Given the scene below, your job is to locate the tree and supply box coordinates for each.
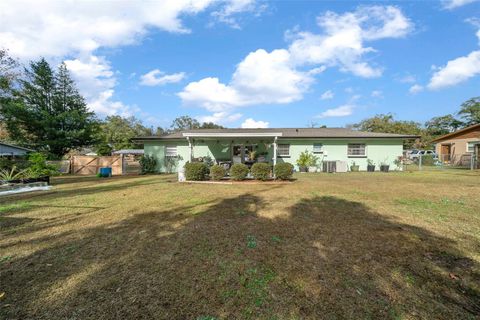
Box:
[170,115,224,131]
[458,97,480,126]
[199,122,224,129]
[0,49,20,142]
[425,115,463,137]
[0,49,19,99]
[353,113,424,148]
[353,113,423,135]
[0,59,98,158]
[153,126,166,136]
[96,115,150,150]
[170,115,200,132]
[306,121,326,128]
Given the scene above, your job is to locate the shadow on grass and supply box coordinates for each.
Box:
[0,175,174,204]
[1,194,479,319]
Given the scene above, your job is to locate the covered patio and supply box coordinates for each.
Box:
[183,131,283,169]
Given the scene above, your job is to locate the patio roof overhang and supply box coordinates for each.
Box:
[182,132,283,138]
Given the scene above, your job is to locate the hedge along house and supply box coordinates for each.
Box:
[133,128,417,173]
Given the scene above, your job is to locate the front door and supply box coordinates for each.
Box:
[441,144,451,163]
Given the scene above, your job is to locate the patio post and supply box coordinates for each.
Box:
[187,137,193,161]
[273,136,278,166]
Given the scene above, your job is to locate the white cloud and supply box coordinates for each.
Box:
[409,84,424,94]
[179,49,314,111]
[288,6,412,78]
[0,0,220,60]
[180,5,412,114]
[398,74,416,83]
[442,0,479,9]
[320,90,334,100]
[241,118,269,128]
[0,0,259,116]
[466,18,480,44]
[427,51,480,90]
[197,112,242,124]
[211,0,265,29]
[65,55,133,116]
[140,69,186,86]
[178,77,244,111]
[371,90,383,98]
[316,105,354,118]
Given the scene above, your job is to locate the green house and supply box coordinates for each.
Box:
[134,128,417,172]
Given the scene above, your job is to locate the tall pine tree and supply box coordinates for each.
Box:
[1,58,98,158]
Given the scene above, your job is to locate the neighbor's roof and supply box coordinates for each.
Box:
[0,141,35,152]
[133,128,419,140]
[431,123,480,143]
[112,149,144,155]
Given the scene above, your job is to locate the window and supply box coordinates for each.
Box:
[165,145,177,157]
[313,143,324,154]
[467,141,480,153]
[347,143,366,157]
[277,144,290,157]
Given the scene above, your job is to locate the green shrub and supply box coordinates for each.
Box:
[230,163,249,181]
[164,156,181,174]
[185,162,209,181]
[250,163,271,181]
[274,162,294,180]
[26,153,58,178]
[296,150,318,168]
[421,155,435,166]
[139,155,157,174]
[210,164,226,180]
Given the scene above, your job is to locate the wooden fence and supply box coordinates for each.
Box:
[71,155,123,175]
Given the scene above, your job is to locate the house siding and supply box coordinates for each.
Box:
[277,139,403,171]
[144,138,404,173]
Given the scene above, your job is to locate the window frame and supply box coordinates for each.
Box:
[347,143,367,158]
[277,144,290,157]
[467,141,480,153]
[165,145,178,157]
[313,143,324,154]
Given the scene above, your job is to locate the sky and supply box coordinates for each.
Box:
[1,0,480,129]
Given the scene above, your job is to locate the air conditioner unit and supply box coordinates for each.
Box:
[336,161,348,173]
[322,161,348,173]
[322,161,336,173]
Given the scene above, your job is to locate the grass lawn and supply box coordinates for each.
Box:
[1,171,479,319]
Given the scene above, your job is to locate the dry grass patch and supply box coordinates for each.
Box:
[0,171,479,319]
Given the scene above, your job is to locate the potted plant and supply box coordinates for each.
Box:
[248,150,257,162]
[350,161,360,172]
[380,159,390,172]
[367,159,375,172]
[296,150,311,172]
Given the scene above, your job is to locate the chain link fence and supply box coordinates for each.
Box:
[402,153,479,171]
